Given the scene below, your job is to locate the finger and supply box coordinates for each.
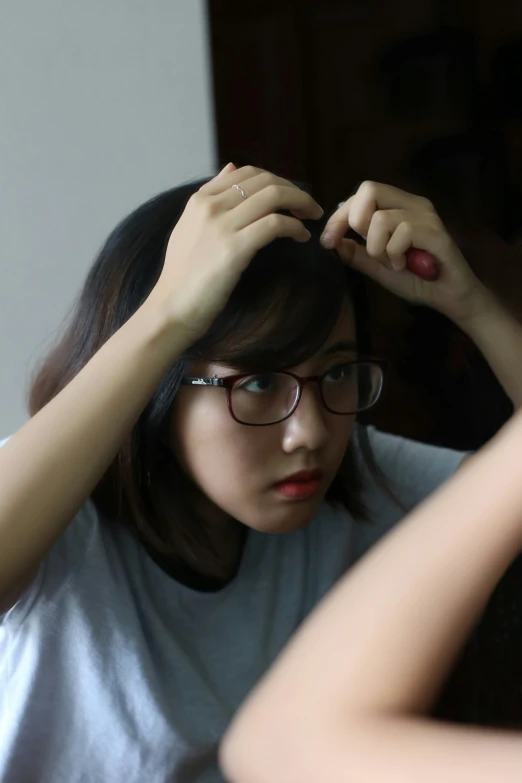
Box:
[386,221,414,271]
[336,238,397,285]
[200,164,265,196]
[322,181,432,249]
[227,183,324,231]
[365,211,393,264]
[350,182,431,239]
[366,210,411,271]
[203,161,237,190]
[218,171,307,216]
[238,213,311,254]
[320,196,354,249]
[215,161,237,178]
[204,168,320,221]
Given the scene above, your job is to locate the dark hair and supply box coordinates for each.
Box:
[28,176,386,580]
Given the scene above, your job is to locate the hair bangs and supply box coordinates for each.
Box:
[189,236,349,372]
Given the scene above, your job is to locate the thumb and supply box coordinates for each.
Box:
[335,238,358,265]
[336,238,393,284]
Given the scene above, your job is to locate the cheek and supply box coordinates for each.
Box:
[322,417,356,482]
[329,415,356,455]
[171,390,276,492]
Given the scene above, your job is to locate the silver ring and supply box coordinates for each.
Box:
[232,183,248,200]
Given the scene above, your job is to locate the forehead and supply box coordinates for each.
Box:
[190,297,357,377]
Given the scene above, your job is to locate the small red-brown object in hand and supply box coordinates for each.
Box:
[405,248,440,282]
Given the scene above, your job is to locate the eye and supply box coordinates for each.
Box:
[236,373,277,393]
[323,362,355,383]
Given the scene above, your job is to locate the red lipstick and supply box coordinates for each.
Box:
[274,469,324,500]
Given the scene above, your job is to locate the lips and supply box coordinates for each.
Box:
[273,469,324,500]
[276,469,324,484]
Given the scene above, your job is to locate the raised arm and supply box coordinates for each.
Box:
[319,180,522,410]
[456,284,522,410]
[0,164,322,613]
[221,409,522,783]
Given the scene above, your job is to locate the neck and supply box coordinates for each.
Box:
[175,480,248,584]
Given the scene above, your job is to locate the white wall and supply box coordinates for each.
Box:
[0,0,216,435]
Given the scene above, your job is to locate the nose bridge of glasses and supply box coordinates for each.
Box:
[293,374,325,414]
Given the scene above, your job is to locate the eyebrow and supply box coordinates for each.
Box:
[321,339,358,356]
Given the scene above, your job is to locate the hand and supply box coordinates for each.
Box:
[149,163,323,340]
[320,181,485,326]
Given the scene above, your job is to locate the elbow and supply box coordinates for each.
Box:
[219,706,346,783]
[219,704,383,783]
[219,705,296,783]
[218,724,241,782]
[218,730,242,783]
[218,715,267,783]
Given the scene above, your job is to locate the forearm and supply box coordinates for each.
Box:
[223,715,522,783]
[0,297,188,608]
[456,283,522,410]
[288,718,522,783]
[222,411,522,782]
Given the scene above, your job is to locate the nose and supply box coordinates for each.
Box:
[281,382,329,453]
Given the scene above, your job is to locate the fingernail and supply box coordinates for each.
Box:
[390,257,405,272]
[218,162,234,175]
[320,231,335,248]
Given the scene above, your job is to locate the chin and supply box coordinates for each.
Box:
[248,498,323,534]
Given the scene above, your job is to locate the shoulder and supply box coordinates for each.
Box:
[363,426,469,498]
[0,492,102,627]
[350,426,469,562]
[1,434,111,623]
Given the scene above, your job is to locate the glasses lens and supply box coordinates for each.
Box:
[321,362,383,414]
[231,373,299,425]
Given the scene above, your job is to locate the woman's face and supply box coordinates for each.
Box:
[169,302,357,534]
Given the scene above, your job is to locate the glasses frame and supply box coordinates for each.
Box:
[181,358,388,427]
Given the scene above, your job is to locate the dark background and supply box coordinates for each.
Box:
[209,0,522,451]
[208,0,522,730]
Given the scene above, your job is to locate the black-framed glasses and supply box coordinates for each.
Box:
[181,359,387,426]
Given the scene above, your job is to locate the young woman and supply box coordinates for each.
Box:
[1,163,521,782]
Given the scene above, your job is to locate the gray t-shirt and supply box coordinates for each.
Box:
[0,428,466,782]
